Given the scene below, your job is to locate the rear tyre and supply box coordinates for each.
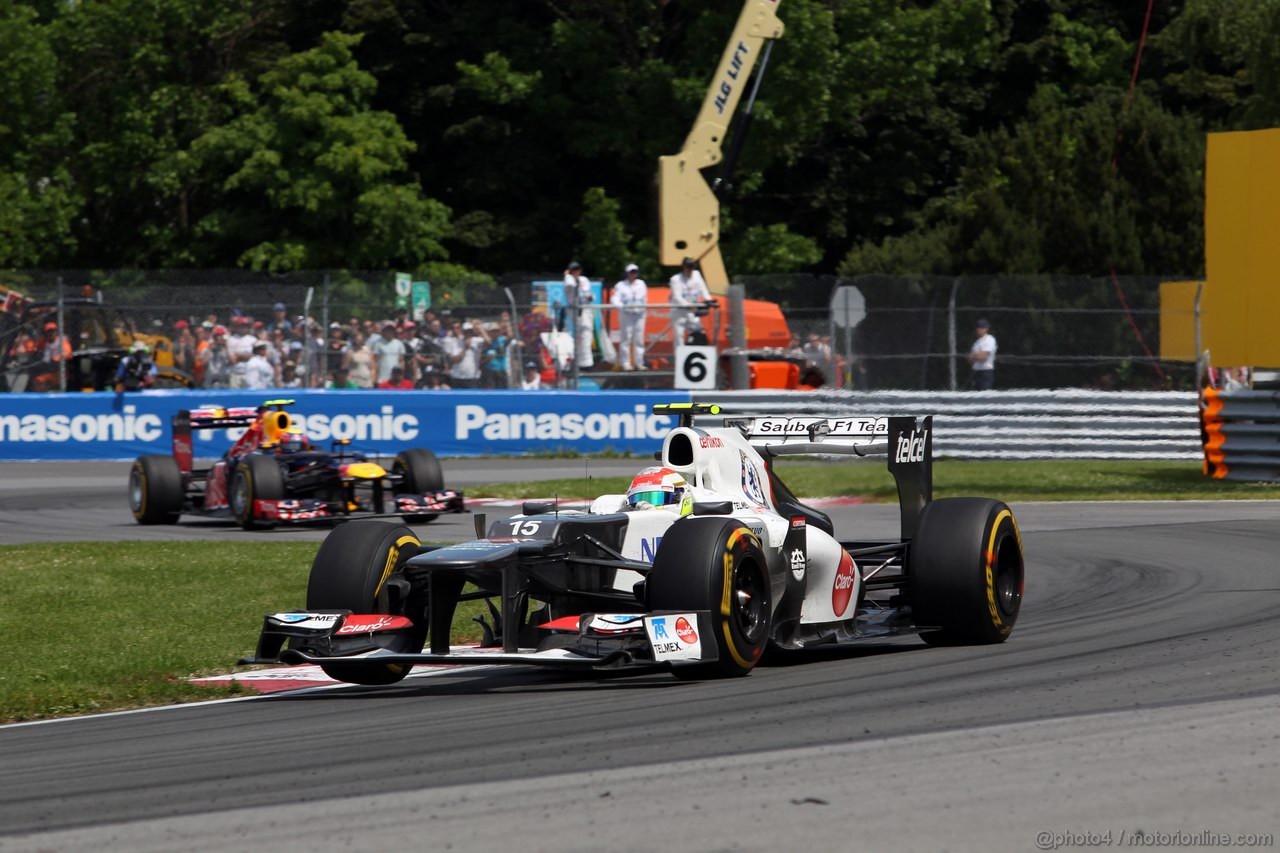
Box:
[307,521,424,684]
[909,498,1024,645]
[129,455,183,525]
[230,455,285,530]
[647,517,771,678]
[393,448,444,523]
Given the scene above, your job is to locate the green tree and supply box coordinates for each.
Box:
[188,31,451,272]
[842,90,1204,277]
[0,4,78,266]
[47,0,291,266]
[575,187,634,281]
[1153,0,1280,128]
[724,224,822,275]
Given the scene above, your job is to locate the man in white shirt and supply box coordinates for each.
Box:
[244,343,276,389]
[565,261,595,369]
[442,320,483,388]
[226,316,257,388]
[370,322,406,383]
[611,263,648,370]
[967,318,997,390]
[668,257,711,344]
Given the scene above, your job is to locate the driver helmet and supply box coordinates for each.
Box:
[279,427,307,454]
[130,340,150,356]
[626,466,691,514]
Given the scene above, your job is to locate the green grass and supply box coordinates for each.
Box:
[466,459,1280,503]
[5,460,1276,722]
[0,541,487,722]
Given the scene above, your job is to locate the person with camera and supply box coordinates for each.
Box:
[481,319,512,388]
[114,340,158,392]
[198,325,232,388]
[171,320,195,375]
[244,342,276,390]
[565,261,595,369]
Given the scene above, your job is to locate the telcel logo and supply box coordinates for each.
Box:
[895,429,927,464]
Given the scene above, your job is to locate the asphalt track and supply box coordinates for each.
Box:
[0,459,642,544]
[1,462,1279,850]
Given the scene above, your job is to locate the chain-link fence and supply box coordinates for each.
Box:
[744,273,1196,392]
[0,270,1198,392]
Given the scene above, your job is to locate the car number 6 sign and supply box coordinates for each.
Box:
[675,345,717,390]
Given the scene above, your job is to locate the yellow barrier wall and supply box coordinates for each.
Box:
[1204,129,1280,366]
[1158,280,1201,362]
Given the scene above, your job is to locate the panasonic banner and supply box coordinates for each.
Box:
[0,390,689,461]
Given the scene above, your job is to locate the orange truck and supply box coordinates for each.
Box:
[601,285,821,390]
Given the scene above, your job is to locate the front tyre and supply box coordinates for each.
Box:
[392,448,445,523]
[129,455,183,525]
[306,521,424,685]
[647,517,771,678]
[230,455,285,530]
[908,498,1024,645]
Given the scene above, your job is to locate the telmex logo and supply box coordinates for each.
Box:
[457,404,673,441]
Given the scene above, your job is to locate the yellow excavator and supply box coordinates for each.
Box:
[658,0,785,295]
[0,283,189,392]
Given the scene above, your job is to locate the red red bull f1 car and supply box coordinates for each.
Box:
[242,402,1024,683]
[129,399,464,530]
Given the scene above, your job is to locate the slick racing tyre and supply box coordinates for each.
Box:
[129,455,183,525]
[648,517,771,678]
[306,521,424,685]
[230,455,285,530]
[908,498,1024,645]
[392,448,444,523]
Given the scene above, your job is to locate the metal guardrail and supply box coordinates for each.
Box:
[1201,388,1280,481]
[693,389,1201,460]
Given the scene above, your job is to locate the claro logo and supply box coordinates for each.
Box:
[457,404,673,441]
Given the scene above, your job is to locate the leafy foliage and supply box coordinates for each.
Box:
[576,187,635,282]
[188,32,451,272]
[0,5,79,266]
[0,0,1273,278]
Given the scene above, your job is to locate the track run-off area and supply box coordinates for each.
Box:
[0,460,1278,851]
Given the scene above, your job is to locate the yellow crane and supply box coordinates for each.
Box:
[657,0,785,295]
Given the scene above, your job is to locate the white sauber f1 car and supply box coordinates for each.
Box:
[242,403,1025,684]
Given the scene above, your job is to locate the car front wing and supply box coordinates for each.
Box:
[252,490,466,523]
[240,609,718,672]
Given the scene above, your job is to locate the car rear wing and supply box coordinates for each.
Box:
[653,402,934,540]
[171,406,262,475]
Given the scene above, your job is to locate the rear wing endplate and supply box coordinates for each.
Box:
[653,403,934,540]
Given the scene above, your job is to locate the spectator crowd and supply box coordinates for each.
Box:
[170,303,548,391]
